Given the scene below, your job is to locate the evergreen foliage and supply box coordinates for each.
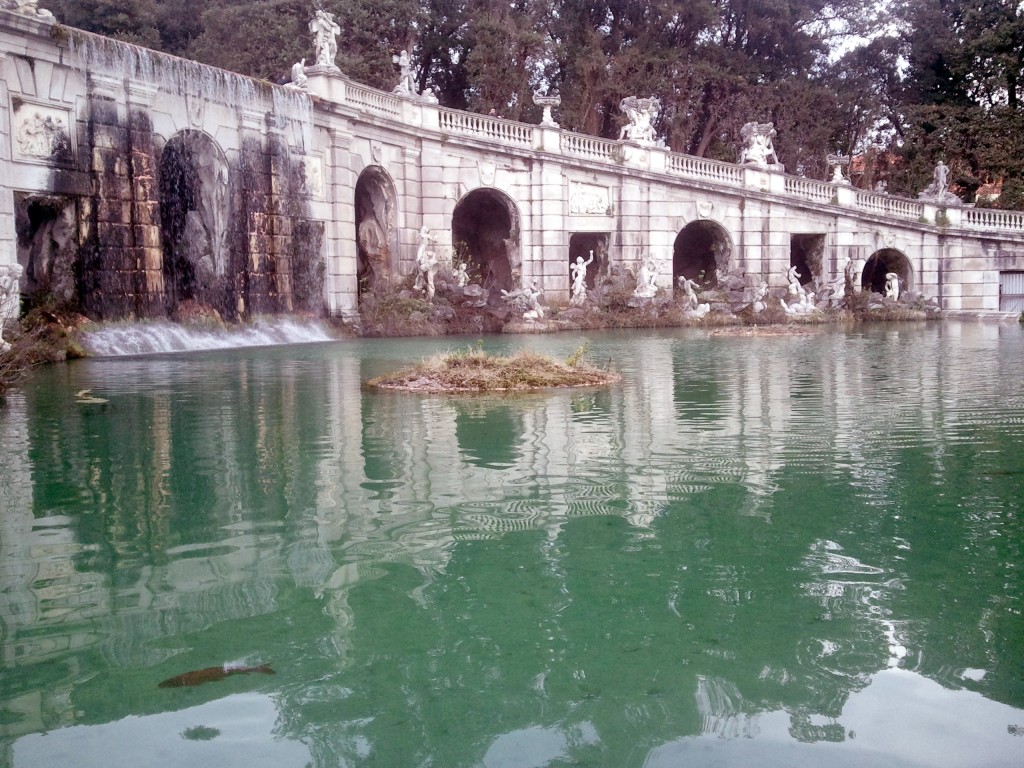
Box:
[46,0,1024,208]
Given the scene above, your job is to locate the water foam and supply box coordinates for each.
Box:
[79,319,337,357]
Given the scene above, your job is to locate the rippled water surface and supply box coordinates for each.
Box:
[2,322,1023,767]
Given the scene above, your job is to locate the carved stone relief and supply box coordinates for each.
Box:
[12,101,71,163]
[569,182,611,215]
[300,155,324,198]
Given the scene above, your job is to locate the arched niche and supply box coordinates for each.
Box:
[355,166,398,295]
[673,220,732,289]
[862,248,913,295]
[159,130,230,313]
[452,188,520,302]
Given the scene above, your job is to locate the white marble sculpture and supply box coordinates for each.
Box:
[751,281,769,313]
[918,160,962,205]
[740,122,780,168]
[15,110,67,158]
[678,275,700,310]
[454,262,469,288]
[885,272,900,301]
[392,50,416,97]
[630,254,660,299]
[0,263,23,352]
[827,153,851,184]
[570,252,594,305]
[786,265,804,297]
[780,291,819,315]
[309,9,341,70]
[533,92,561,128]
[844,256,858,294]
[5,1,54,20]
[288,59,308,90]
[618,97,660,145]
[522,280,545,321]
[414,226,439,300]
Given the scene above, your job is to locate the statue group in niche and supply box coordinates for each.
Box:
[309,9,341,69]
[740,122,780,168]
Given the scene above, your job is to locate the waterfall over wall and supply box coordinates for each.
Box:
[18,28,324,324]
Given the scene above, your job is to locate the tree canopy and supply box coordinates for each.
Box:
[47,0,1024,207]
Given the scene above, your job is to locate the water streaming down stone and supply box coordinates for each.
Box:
[33,30,325,331]
[78,318,336,357]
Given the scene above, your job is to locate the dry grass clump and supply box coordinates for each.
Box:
[368,345,620,393]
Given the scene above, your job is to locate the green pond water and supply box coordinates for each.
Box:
[1,322,1023,767]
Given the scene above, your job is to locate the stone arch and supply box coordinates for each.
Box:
[673,220,732,289]
[355,165,398,295]
[159,130,230,313]
[452,188,521,302]
[862,248,913,295]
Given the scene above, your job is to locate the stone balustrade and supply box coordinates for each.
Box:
[438,108,535,147]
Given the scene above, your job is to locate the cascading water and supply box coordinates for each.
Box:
[78,319,337,357]
[57,29,326,348]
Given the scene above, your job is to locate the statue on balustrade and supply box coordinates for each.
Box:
[287,59,308,90]
[827,153,851,184]
[392,50,417,97]
[740,122,781,169]
[918,160,962,205]
[618,97,662,146]
[309,9,341,70]
[4,1,54,19]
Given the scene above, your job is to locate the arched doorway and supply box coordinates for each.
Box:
[159,130,230,314]
[673,220,731,289]
[862,248,912,295]
[452,188,520,302]
[354,166,397,296]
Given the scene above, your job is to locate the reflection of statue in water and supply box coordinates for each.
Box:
[570,251,594,305]
[309,9,341,69]
[884,272,900,301]
[0,263,24,352]
[414,226,439,300]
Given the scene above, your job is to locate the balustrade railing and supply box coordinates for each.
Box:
[438,109,534,146]
[345,83,402,118]
[854,191,924,220]
[784,176,834,204]
[560,133,621,162]
[667,154,743,185]
[963,207,1024,231]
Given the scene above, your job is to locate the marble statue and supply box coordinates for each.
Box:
[827,153,851,184]
[885,272,900,301]
[751,281,769,313]
[414,226,439,300]
[533,92,561,128]
[844,256,857,294]
[740,122,780,168]
[678,275,700,310]
[618,97,660,145]
[522,280,545,321]
[0,263,23,352]
[780,291,819,315]
[5,1,54,20]
[288,59,308,90]
[454,262,469,288]
[392,50,416,97]
[918,160,962,205]
[570,252,594,305]
[309,9,341,70]
[632,253,661,299]
[786,265,804,297]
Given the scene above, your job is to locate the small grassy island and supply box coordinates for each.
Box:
[368,346,620,393]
